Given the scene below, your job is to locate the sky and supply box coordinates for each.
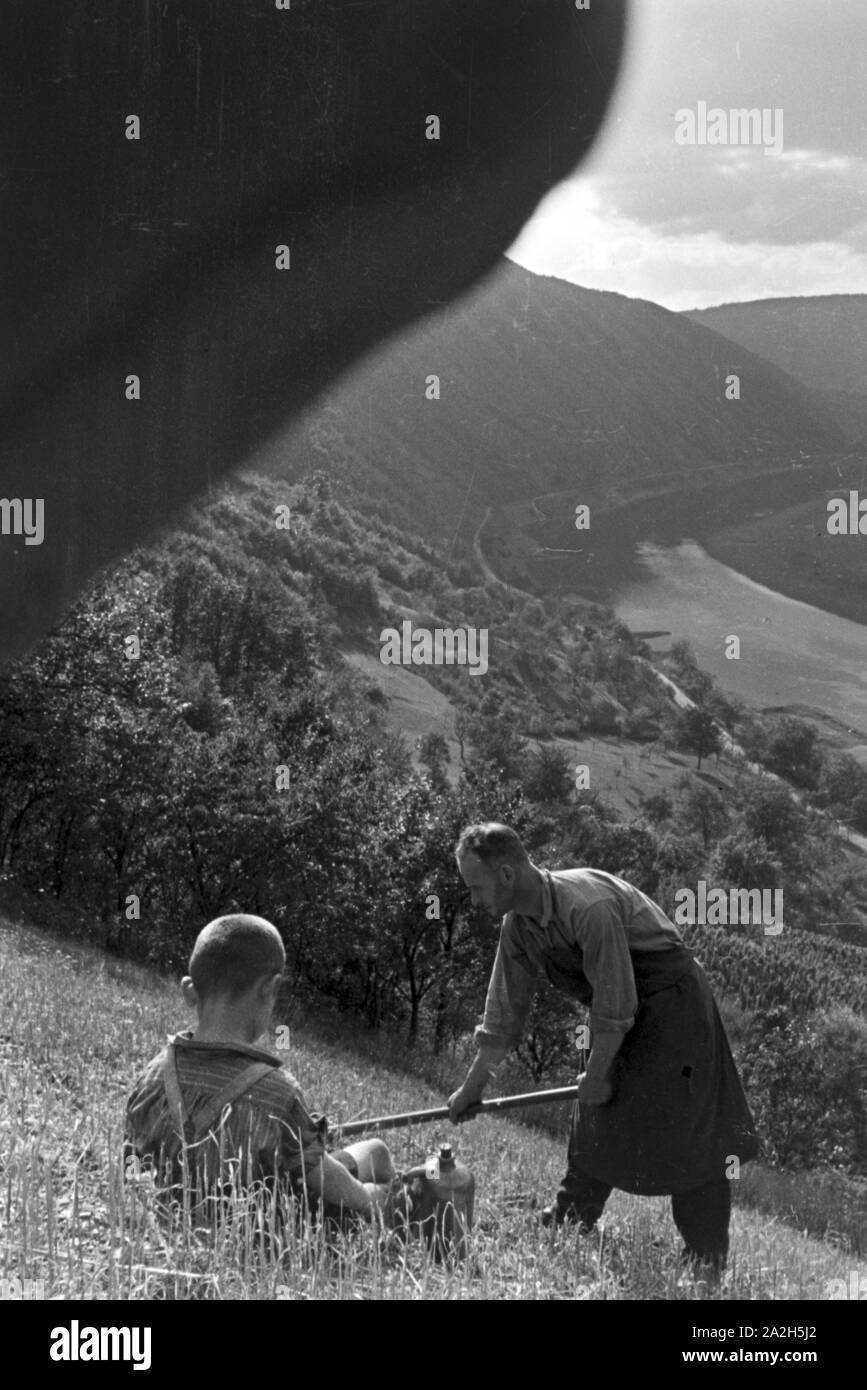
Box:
[508,0,867,310]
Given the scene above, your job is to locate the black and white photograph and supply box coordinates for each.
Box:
[0,0,865,1340]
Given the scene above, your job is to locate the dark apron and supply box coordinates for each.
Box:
[540,941,759,1195]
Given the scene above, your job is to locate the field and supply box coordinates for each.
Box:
[704,494,867,631]
[1,906,865,1302]
[342,645,730,812]
[615,540,867,747]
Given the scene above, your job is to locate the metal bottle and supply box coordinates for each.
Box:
[402,1142,475,1261]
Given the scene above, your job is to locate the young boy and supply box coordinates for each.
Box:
[124,913,396,1229]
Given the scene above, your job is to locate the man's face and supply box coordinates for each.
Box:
[458,850,515,919]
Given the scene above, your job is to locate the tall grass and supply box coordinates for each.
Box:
[1,909,864,1300]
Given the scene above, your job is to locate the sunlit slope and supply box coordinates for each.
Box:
[1,901,864,1300]
[262,263,846,549]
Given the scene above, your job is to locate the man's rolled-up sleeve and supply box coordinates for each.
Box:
[575,900,638,1035]
[474,915,539,1050]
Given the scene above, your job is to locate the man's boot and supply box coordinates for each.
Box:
[540,1194,599,1234]
[676,1247,725,1293]
[542,1165,610,1232]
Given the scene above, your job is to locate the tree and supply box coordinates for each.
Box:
[709,832,781,895]
[418,733,451,791]
[667,640,714,704]
[675,706,721,771]
[514,980,586,1084]
[740,1006,867,1171]
[707,691,744,736]
[814,753,867,829]
[676,780,729,850]
[524,743,574,805]
[177,661,225,736]
[640,791,673,825]
[742,784,806,859]
[461,695,528,784]
[764,717,823,790]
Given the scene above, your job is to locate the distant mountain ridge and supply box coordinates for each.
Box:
[686,294,867,397]
[262,263,848,551]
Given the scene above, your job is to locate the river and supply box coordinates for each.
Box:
[615,541,867,748]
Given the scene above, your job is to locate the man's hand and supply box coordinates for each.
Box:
[577,1071,614,1106]
[447,1086,483,1125]
[448,1044,505,1123]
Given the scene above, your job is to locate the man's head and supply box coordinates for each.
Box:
[181,914,286,1033]
[455,823,532,918]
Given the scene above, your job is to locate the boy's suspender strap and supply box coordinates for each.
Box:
[190,1062,277,1142]
[163,1042,194,1145]
[162,1043,279,1146]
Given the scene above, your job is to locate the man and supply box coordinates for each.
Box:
[448,823,759,1277]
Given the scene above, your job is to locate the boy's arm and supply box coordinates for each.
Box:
[279,1094,384,1214]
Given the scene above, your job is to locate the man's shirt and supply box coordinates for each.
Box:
[125,1030,326,1198]
[476,868,685,1049]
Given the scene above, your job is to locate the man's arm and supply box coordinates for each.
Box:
[579,1033,625,1104]
[574,900,638,1104]
[448,918,538,1122]
[448,1042,508,1122]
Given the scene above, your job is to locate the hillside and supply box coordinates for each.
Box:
[687,295,867,396]
[686,296,867,455]
[1,464,866,1306]
[6,466,867,947]
[1,903,864,1301]
[1,466,866,1277]
[258,263,848,558]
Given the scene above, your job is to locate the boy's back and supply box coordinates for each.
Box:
[125,914,392,1228]
[125,1029,326,1214]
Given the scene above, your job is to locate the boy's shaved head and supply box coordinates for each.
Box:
[188,914,285,1001]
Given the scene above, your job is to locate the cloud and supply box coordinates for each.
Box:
[507,178,867,310]
[508,0,867,306]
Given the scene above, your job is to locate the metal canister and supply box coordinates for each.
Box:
[402,1142,475,1261]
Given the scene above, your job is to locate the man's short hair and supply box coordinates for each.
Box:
[188,914,285,1001]
[455,823,529,869]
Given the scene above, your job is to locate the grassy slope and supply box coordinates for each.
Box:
[342,650,462,774]
[338,643,783,819]
[340,652,716,813]
[1,907,864,1302]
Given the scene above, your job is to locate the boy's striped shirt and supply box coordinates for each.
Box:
[124,1030,326,1206]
